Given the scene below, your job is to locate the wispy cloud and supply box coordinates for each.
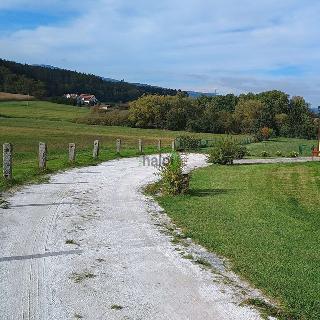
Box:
[0,0,319,105]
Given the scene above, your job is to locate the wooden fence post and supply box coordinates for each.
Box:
[116,139,121,154]
[138,139,143,153]
[69,143,76,163]
[172,139,176,151]
[3,143,12,180]
[93,140,100,159]
[39,142,47,170]
[157,139,161,152]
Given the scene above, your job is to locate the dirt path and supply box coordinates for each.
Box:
[0,154,271,320]
[235,156,318,165]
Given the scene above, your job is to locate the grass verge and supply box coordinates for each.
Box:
[155,162,320,319]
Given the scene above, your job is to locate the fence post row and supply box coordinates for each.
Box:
[3,138,179,179]
[93,140,100,159]
[116,139,121,154]
[3,143,13,180]
[69,143,76,162]
[39,142,47,170]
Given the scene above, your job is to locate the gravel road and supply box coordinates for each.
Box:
[0,154,275,320]
[234,156,318,164]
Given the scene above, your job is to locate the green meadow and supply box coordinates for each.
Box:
[0,101,317,192]
[247,138,317,158]
[0,101,226,191]
[157,162,320,319]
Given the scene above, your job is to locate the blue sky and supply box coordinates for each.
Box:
[0,0,319,106]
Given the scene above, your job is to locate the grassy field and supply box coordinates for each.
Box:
[247,138,318,158]
[156,162,320,319]
[0,101,230,192]
[0,100,89,121]
[0,92,35,101]
[1,100,317,193]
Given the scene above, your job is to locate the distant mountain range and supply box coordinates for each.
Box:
[187,90,218,98]
[310,107,320,115]
[102,78,218,98]
[33,65,218,98]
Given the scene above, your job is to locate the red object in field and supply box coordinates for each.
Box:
[312,148,319,157]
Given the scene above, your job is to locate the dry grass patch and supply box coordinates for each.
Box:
[0,92,34,101]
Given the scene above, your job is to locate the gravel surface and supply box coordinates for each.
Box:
[235,156,319,164]
[0,154,275,320]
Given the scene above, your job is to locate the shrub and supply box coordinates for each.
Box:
[276,150,283,157]
[289,151,299,158]
[47,96,78,106]
[261,151,270,157]
[235,145,248,159]
[254,127,274,142]
[245,149,251,157]
[176,135,201,151]
[75,110,130,126]
[158,152,189,195]
[208,138,247,165]
[260,127,273,140]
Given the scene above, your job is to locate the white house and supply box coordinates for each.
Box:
[79,94,98,105]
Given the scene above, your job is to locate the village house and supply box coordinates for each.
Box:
[64,93,99,105]
[64,93,78,99]
[78,94,98,105]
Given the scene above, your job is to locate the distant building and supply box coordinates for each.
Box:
[100,104,111,111]
[64,93,99,106]
[78,94,98,105]
[64,93,78,99]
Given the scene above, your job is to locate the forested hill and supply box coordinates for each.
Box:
[0,59,178,102]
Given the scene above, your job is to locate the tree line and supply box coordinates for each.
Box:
[0,59,178,102]
[128,91,317,139]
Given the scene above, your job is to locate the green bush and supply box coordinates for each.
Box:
[158,152,189,195]
[176,135,201,151]
[235,145,248,159]
[260,127,274,141]
[47,96,78,106]
[276,150,283,157]
[75,109,130,126]
[288,151,299,158]
[208,138,247,165]
[260,151,270,157]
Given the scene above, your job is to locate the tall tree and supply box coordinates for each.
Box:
[234,99,265,133]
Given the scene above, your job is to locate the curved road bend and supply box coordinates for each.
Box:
[0,154,273,320]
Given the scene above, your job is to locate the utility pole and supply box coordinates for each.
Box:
[318,106,320,154]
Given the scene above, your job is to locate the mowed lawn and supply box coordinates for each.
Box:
[0,101,226,191]
[247,138,318,158]
[157,162,320,319]
[0,100,89,121]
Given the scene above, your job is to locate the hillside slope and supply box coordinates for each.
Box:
[0,59,178,102]
[0,92,34,101]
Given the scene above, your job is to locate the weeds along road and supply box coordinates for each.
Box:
[0,154,265,320]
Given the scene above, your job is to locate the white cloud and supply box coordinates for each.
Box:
[0,0,319,105]
[0,0,93,10]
